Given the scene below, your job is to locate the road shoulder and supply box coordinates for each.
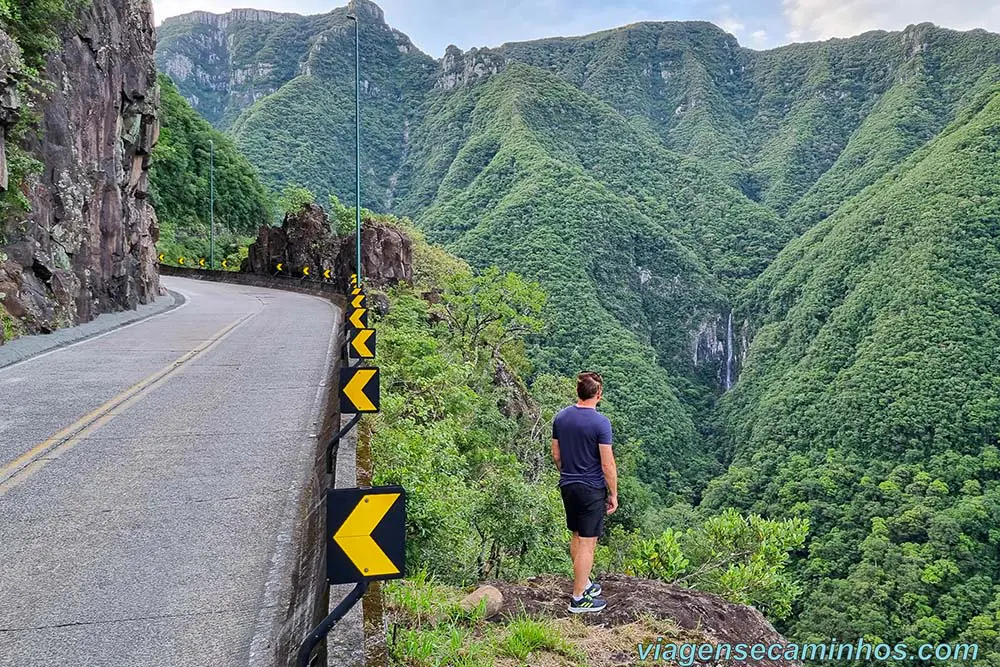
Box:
[0,290,185,370]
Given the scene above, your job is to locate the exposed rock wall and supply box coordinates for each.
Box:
[243,202,413,290]
[0,0,160,337]
[436,45,508,90]
[691,310,744,389]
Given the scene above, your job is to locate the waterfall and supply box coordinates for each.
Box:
[724,310,734,390]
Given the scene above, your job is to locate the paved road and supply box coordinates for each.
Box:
[0,277,339,667]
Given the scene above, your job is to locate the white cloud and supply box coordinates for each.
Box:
[749,29,768,46]
[783,0,1000,41]
[716,3,746,34]
[719,17,746,33]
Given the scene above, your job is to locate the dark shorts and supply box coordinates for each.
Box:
[560,483,607,538]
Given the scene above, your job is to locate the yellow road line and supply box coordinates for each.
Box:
[0,312,257,496]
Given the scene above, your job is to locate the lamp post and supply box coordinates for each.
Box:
[347,12,361,284]
[209,138,215,270]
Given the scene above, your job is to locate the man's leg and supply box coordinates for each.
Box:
[570,532,579,563]
[572,536,598,599]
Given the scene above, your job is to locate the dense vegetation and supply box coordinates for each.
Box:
[157,4,1000,659]
[150,75,273,267]
[402,63,791,503]
[368,217,809,621]
[704,85,1000,663]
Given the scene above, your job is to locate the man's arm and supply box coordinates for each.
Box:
[551,438,561,472]
[599,444,618,514]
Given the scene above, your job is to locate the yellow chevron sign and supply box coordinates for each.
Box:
[350,293,365,309]
[349,328,376,359]
[340,366,379,413]
[323,269,332,280]
[178,257,185,265]
[199,258,206,267]
[348,307,368,329]
[276,263,284,272]
[221,259,229,269]
[158,253,165,262]
[327,486,405,584]
[351,287,362,296]
[350,273,358,287]
[303,266,311,277]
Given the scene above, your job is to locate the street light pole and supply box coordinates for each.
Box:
[209,138,215,270]
[347,12,361,285]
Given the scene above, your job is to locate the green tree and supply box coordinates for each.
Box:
[277,184,315,217]
[438,266,546,368]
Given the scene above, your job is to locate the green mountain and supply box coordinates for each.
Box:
[157,2,1000,653]
[407,63,790,498]
[150,74,273,264]
[157,1,436,210]
[157,9,1000,226]
[704,83,1000,655]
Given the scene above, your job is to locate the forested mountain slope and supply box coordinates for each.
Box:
[159,7,1000,232]
[150,75,273,264]
[157,0,436,209]
[707,83,1000,656]
[411,63,788,498]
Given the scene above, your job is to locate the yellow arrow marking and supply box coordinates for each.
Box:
[343,367,377,412]
[276,263,284,272]
[158,253,165,262]
[199,258,206,267]
[351,294,365,309]
[351,329,374,357]
[334,493,400,576]
[351,287,362,296]
[303,266,311,277]
[178,257,185,265]
[323,269,332,279]
[222,259,228,269]
[348,308,367,329]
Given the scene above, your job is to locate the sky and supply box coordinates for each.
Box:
[151,0,1000,56]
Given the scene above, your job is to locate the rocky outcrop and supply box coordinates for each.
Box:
[0,0,160,339]
[691,310,743,389]
[243,202,412,290]
[459,585,503,619]
[159,8,298,30]
[341,219,413,287]
[492,574,802,666]
[436,45,508,90]
[0,31,21,193]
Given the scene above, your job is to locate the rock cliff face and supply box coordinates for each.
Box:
[436,45,508,90]
[0,0,159,338]
[243,202,412,290]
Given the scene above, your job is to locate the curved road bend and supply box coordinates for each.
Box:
[0,276,339,667]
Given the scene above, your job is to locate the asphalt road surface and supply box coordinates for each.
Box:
[0,277,339,666]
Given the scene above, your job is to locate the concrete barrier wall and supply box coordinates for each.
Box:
[159,266,347,309]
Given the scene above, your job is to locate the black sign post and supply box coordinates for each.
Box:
[295,487,406,667]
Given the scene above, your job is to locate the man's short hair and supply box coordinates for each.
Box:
[577,371,603,400]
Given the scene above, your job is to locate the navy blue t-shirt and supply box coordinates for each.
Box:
[552,405,613,488]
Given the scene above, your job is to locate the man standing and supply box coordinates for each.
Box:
[551,371,618,613]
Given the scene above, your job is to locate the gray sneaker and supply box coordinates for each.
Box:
[568,594,606,614]
[585,581,602,597]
